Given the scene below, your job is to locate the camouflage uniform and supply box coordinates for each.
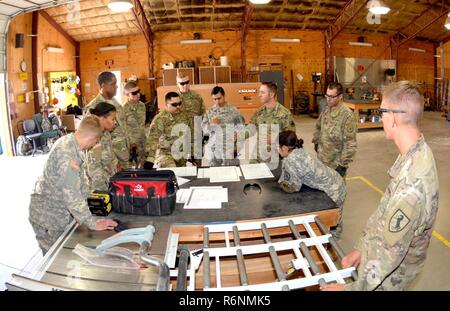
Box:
[29,133,97,254]
[85,94,130,169]
[249,102,296,164]
[86,131,115,192]
[179,91,206,119]
[145,109,193,168]
[278,148,346,207]
[346,134,439,291]
[312,103,357,171]
[123,100,146,167]
[202,103,244,166]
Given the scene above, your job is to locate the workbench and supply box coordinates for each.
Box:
[344,100,382,129]
[6,166,340,291]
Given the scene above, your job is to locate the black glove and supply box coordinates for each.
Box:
[335,165,347,177]
[314,143,318,152]
[143,161,154,170]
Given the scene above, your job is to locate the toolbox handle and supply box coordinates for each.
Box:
[124,185,155,208]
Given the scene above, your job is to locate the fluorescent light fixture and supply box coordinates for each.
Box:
[107,0,133,12]
[249,0,271,4]
[99,45,128,52]
[348,41,373,47]
[445,13,450,30]
[179,39,212,44]
[434,55,441,58]
[369,0,391,15]
[270,38,300,43]
[46,47,64,53]
[408,47,426,53]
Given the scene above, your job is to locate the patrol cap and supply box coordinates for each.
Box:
[176,75,189,84]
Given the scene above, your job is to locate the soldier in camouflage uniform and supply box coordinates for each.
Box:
[85,102,117,192]
[29,116,117,255]
[202,86,244,166]
[312,82,357,177]
[248,82,296,166]
[144,92,193,169]
[177,74,206,119]
[322,81,439,291]
[84,71,130,170]
[278,130,346,207]
[123,81,146,168]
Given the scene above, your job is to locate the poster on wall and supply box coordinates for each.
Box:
[47,71,80,110]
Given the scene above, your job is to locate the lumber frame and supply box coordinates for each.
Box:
[131,0,155,99]
[240,3,254,82]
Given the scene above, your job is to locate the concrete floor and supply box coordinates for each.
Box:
[0,111,448,290]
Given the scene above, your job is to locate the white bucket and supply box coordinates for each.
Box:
[220,56,228,66]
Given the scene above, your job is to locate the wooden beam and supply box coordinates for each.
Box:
[38,10,77,47]
[131,0,155,99]
[32,11,39,113]
[390,1,450,48]
[240,3,254,82]
[273,0,289,29]
[324,0,369,47]
[441,34,450,44]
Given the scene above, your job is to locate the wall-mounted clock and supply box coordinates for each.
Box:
[20,60,27,72]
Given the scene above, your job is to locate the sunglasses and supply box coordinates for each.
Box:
[170,101,182,107]
[179,81,189,86]
[377,108,407,116]
[130,89,140,96]
[325,93,342,99]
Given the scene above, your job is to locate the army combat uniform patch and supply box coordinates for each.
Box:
[389,209,411,233]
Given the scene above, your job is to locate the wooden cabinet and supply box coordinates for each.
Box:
[163,68,195,86]
[198,66,231,84]
[344,101,383,129]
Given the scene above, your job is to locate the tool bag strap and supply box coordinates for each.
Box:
[124,185,155,208]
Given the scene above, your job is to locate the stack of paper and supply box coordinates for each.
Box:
[177,186,228,209]
[209,166,241,183]
[240,163,274,180]
[157,166,197,177]
[197,166,242,182]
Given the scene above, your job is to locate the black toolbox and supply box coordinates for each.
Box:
[109,169,178,216]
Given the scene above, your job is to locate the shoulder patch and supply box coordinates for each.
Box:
[388,209,411,233]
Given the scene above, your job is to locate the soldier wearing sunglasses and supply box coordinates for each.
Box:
[176,75,206,119]
[322,81,439,291]
[123,81,146,168]
[144,92,193,169]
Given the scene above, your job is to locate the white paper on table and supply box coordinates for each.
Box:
[209,166,240,183]
[176,177,190,186]
[240,163,274,179]
[197,168,209,179]
[176,189,192,203]
[157,166,197,177]
[183,187,228,209]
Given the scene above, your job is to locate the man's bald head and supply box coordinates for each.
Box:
[382,81,424,127]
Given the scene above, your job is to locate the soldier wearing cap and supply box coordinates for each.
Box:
[29,115,117,255]
[248,81,296,166]
[202,86,244,166]
[144,92,193,169]
[312,82,357,177]
[84,71,130,170]
[322,81,439,291]
[123,81,146,168]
